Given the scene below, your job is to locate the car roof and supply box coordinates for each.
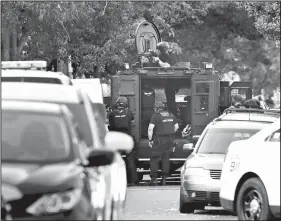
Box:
[209,109,279,130]
[220,108,280,123]
[2,100,64,115]
[248,118,280,141]
[2,82,81,104]
[221,112,279,123]
[2,70,69,79]
[209,120,272,130]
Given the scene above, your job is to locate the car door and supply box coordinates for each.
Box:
[68,112,108,218]
[80,91,115,219]
[263,128,280,206]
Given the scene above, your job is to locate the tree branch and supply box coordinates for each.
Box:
[101,1,108,16]
[52,11,70,42]
[17,25,31,56]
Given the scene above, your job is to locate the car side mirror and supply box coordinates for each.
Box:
[105,131,134,154]
[183,143,194,152]
[192,135,200,144]
[86,149,115,167]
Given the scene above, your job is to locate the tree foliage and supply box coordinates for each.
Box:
[1,1,279,94]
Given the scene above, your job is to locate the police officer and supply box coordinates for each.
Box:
[153,42,180,67]
[108,96,138,186]
[243,98,263,109]
[147,102,179,186]
[141,83,155,137]
[229,94,245,108]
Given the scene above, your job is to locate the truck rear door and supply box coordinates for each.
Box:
[229,81,252,102]
[191,74,219,136]
[111,75,140,141]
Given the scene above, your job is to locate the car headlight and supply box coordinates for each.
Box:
[26,188,82,216]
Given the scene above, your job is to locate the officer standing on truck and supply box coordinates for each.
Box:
[108,96,138,186]
[147,102,179,186]
[153,42,180,67]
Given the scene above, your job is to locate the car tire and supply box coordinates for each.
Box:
[236,177,273,220]
[179,190,195,213]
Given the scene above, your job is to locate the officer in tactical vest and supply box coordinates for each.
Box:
[108,96,138,186]
[229,94,245,109]
[153,42,180,67]
[147,102,179,186]
[141,83,156,137]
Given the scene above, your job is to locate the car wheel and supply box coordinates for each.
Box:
[236,177,273,220]
[179,189,195,213]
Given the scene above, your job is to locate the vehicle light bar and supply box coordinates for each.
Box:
[124,63,130,70]
[224,108,280,114]
[1,61,47,70]
[202,62,213,69]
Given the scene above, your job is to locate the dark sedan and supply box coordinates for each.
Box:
[2,100,132,220]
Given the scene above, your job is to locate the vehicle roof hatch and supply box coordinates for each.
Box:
[135,20,161,54]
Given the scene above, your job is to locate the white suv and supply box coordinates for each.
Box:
[220,119,280,220]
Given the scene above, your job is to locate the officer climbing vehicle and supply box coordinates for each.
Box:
[110,20,252,180]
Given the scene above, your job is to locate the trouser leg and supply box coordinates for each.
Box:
[141,108,154,137]
[161,151,170,176]
[125,151,138,183]
[150,156,161,180]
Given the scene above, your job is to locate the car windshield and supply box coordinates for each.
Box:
[197,128,260,154]
[65,103,93,147]
[1,77,62,84]
[2,111,71,162]
[91,102,107,140]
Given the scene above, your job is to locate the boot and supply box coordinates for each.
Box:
[149,178,158,186]
[161,175,167,186]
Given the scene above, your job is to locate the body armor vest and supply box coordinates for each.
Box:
[112,108,129,129]
[142,88,155,108]
[156,111,175,136]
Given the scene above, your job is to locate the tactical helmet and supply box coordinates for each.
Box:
[156,42,169,52]
[116,96,128,104]
[232,94,243,103]
[116,96,128,107]
[244,99,262,109]
[154,101,165,109]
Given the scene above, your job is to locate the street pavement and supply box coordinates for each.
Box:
[124,175,237,220]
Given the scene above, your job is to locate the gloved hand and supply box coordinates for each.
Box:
[182,124,191,138]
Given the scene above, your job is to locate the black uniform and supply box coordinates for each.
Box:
[165,82,179,117]
[158,51,180,66]
[141,86,155,137]
[149,109,177,182]
[108,105,138,185]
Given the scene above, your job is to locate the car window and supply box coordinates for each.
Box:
[64,103,93,148]
[197,128,260,154]
[69,118,89,163]
[91,102,107,140]
[2,77,62,84]
[2,111,71,162]
[267,129,280,142]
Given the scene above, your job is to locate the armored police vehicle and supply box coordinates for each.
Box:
[111,20,252,179]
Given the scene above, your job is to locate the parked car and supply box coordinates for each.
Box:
[2,82,132,220]
[220,119,280,220]
[2,100,132,220]
[1,61,73,85]
[179,108,280,214]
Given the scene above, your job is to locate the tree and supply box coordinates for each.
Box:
[237,2,280,48]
